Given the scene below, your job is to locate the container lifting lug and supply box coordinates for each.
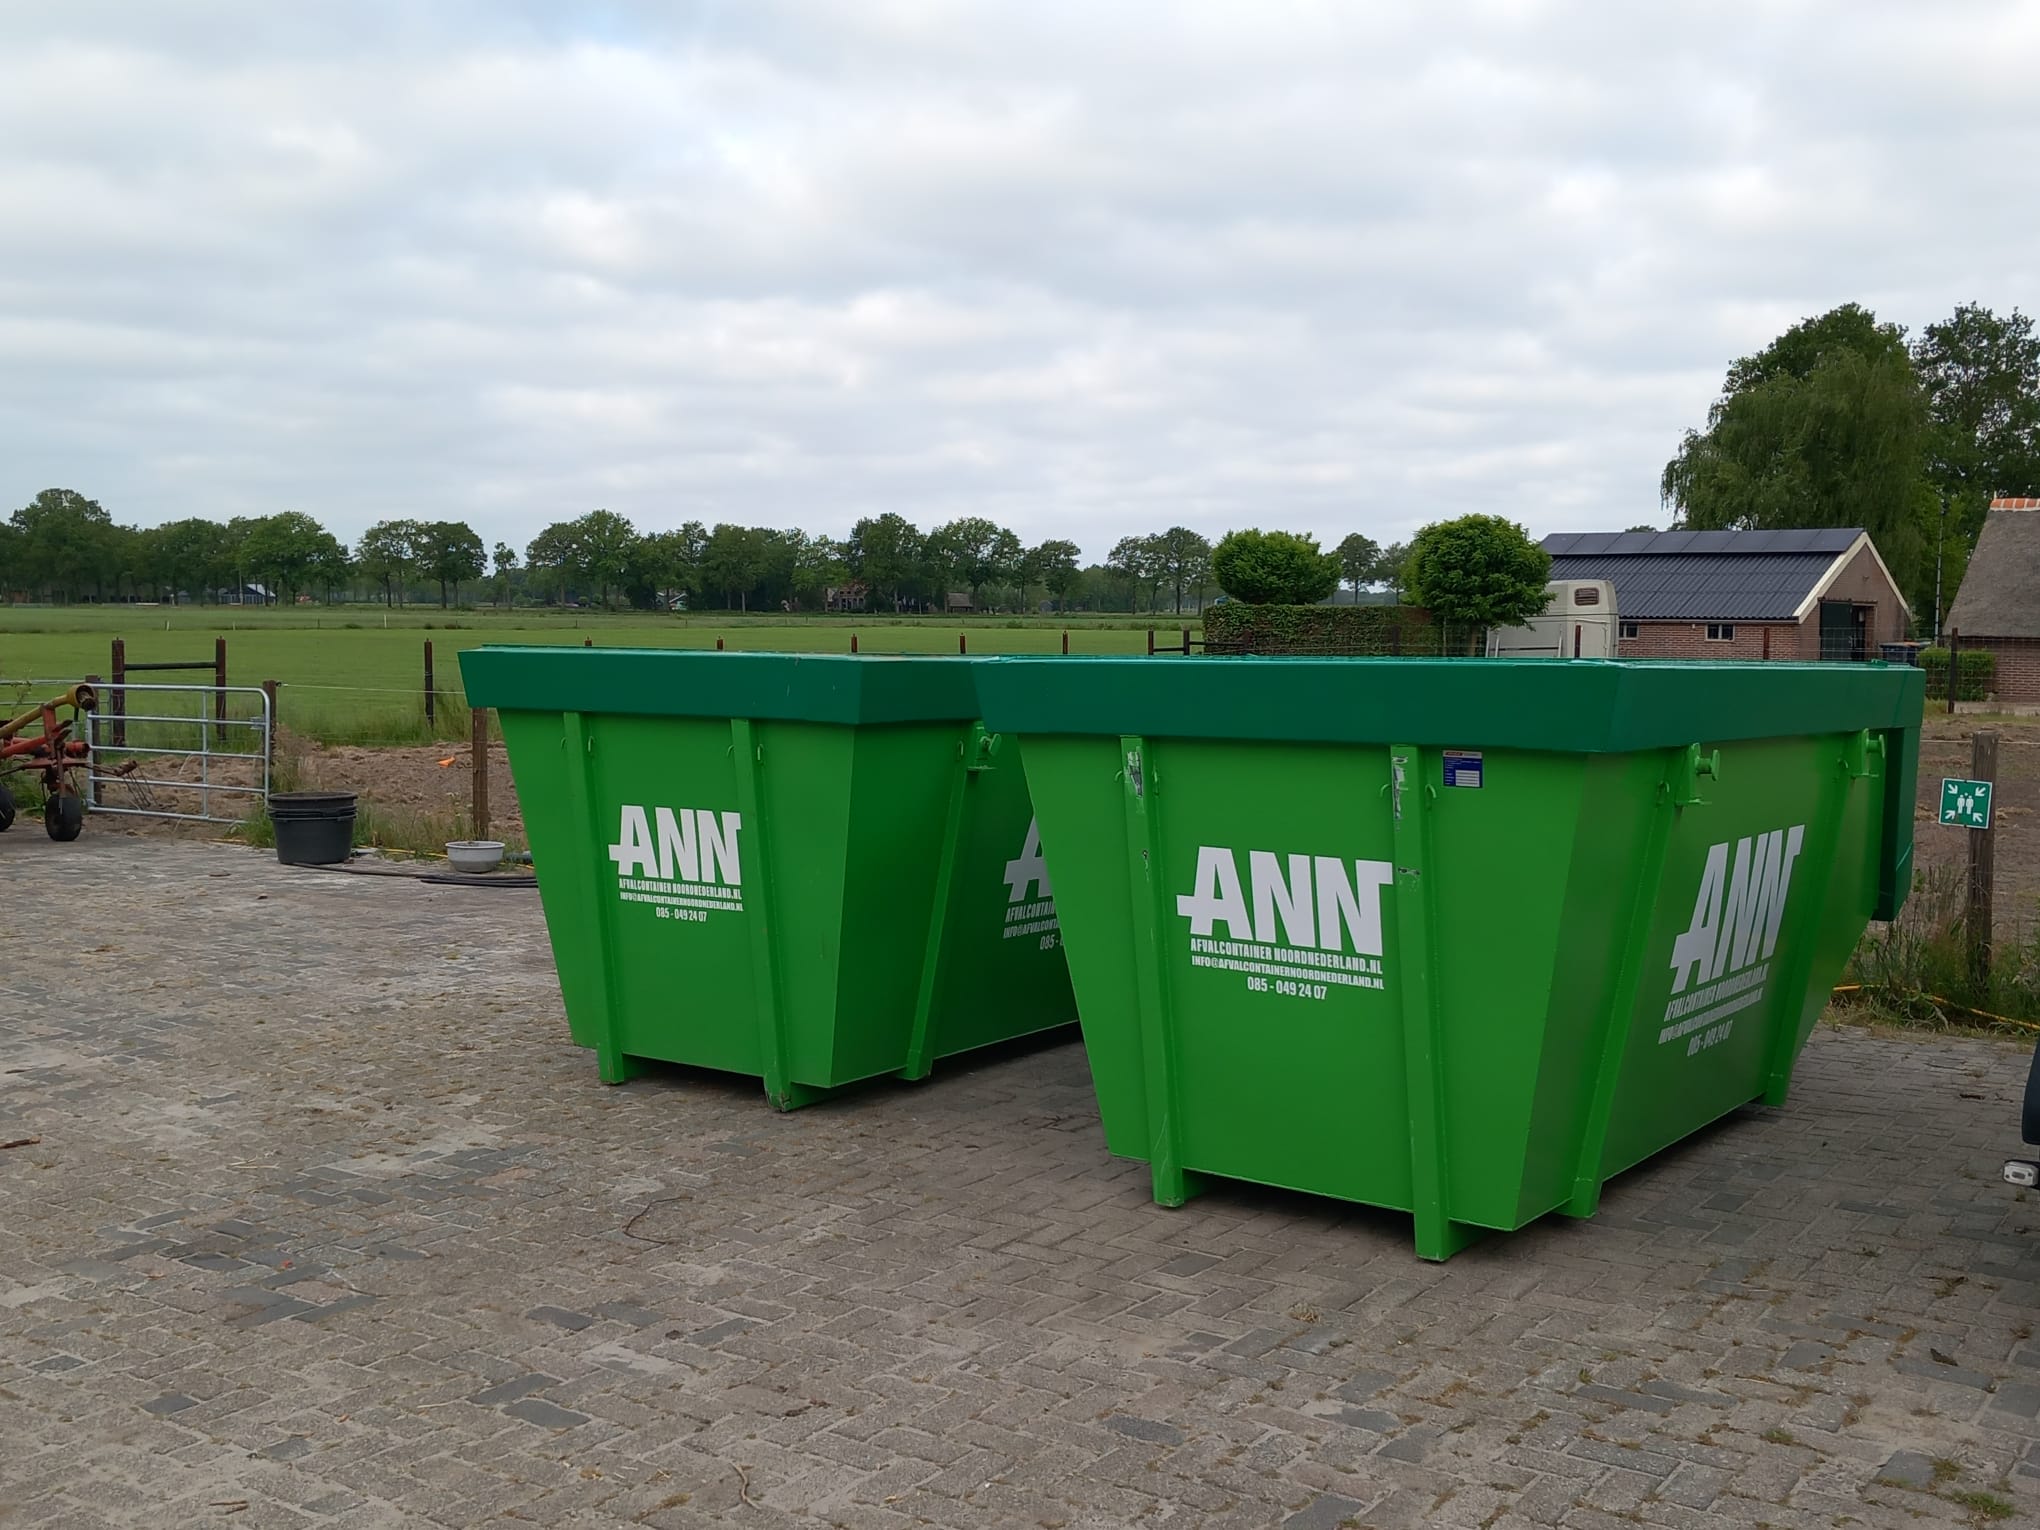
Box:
[1842,729,1884,780]
[964,724,999,773]
[1667,744,1721,807]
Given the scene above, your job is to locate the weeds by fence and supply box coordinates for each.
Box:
[1841,864,2040,1034]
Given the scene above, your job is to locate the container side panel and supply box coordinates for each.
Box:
[1014,735,1148,1158]
[827,724,962,1084]
[933,747,1081,1057]
[750,722,855,1085]
[1876,721,1920,920]
[498,710,602,1049]
[1151,740,1410,1206]
[1424,751,1596,1228]
[1600,734,1861,1176]
[577,713,764,1076]
[1517,753,1669,1220]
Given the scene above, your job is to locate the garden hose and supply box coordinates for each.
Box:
[1831,982,2040,1035]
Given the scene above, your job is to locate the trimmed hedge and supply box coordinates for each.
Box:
[1203,603,1446,655]
[1920,646,1995,701]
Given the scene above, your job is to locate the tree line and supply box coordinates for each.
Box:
[1664,301,2040,628]
[0,499,1407,615]
[15,300,2021,625]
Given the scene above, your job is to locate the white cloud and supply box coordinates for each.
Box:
[1,1,2034,560]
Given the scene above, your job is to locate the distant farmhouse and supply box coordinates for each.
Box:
[1541,528,1909,661]
[1946,497,2040,703]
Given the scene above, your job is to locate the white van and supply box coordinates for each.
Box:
[1485,580,1618,659]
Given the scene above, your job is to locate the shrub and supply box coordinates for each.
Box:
[1402,514,1552,627]
[1211,529,1340,605]
[1920,646,1994,700]
[1203,603,1441,654]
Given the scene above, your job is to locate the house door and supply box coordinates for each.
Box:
[1817,600,1862,661]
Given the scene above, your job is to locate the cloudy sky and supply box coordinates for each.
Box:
[3,2,2035,563]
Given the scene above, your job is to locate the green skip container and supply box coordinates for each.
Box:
[972,657,1923,1259]
[461,648,1077,1108]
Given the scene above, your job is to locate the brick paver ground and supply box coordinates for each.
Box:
[4,835,2040,1529]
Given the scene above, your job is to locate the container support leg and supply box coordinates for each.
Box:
[1390,744,1479,1260]
[563,711,643,1085]
[1565,763,1680,1219]
[1120,735,1202,1207]
[1759,731,1868,1107]
[901,729,976,1082]
[732,718,819,1110]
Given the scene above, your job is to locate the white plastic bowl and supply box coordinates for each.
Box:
[445,840,506,874]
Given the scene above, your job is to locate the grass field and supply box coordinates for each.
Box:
[1,605,1199,745]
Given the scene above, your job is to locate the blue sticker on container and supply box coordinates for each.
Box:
[1442,749,1483,788]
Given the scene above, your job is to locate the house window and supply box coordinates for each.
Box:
[1620,621,1639,639]
[1706,623,1735,642]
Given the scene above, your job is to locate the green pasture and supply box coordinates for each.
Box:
[1,606,1197,745]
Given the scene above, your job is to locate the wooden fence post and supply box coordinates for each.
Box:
[214,636,228,742]
[110,638,126,747]
[423,640,436,727]
[472,705,491,842]
[1969,727,1998,989]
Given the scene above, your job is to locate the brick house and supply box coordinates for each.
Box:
[1945,497,2040,703]
[1541,528,1910,660]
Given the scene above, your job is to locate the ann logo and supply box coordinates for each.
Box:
[1002,817,1060,945]
[1669,824,1805,993]
[1004,817,1051,904]
[607,805,745,920]
[1176,847,1393,955]
[1174,846,1392,992]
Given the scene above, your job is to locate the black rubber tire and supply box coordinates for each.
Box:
[2023,1039,2040,1146]
[0,782,14,832]
[44,789,83,842]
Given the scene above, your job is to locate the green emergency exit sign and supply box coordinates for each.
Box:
[1940,778,1993,829]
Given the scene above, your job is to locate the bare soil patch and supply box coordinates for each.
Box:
[293,733,524,844]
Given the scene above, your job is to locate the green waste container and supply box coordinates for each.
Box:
[972,656,1923,1259]
[461,648,1077,1108]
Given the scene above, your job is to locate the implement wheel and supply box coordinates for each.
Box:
[45,787,82,842]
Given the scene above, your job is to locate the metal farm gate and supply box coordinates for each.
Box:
[85,681,274,824]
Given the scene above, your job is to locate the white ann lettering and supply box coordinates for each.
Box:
[1178,846,1392,956]
[608,804,657,879]
[1004,817,1053,904]
[608,805,743,886]
[654,806,698,883]
[1670,823,1804,993]
[1178,846,1253,940]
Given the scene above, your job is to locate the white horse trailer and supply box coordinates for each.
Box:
[1485,580,1618,659]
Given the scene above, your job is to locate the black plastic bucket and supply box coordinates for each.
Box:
[269,791,357,866]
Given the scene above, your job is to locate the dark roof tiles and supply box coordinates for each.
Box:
[1541,527,1867,622]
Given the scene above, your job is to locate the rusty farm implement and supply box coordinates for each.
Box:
[0,683,97,840]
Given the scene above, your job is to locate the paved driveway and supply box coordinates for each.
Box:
[3,835,2038,1529]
